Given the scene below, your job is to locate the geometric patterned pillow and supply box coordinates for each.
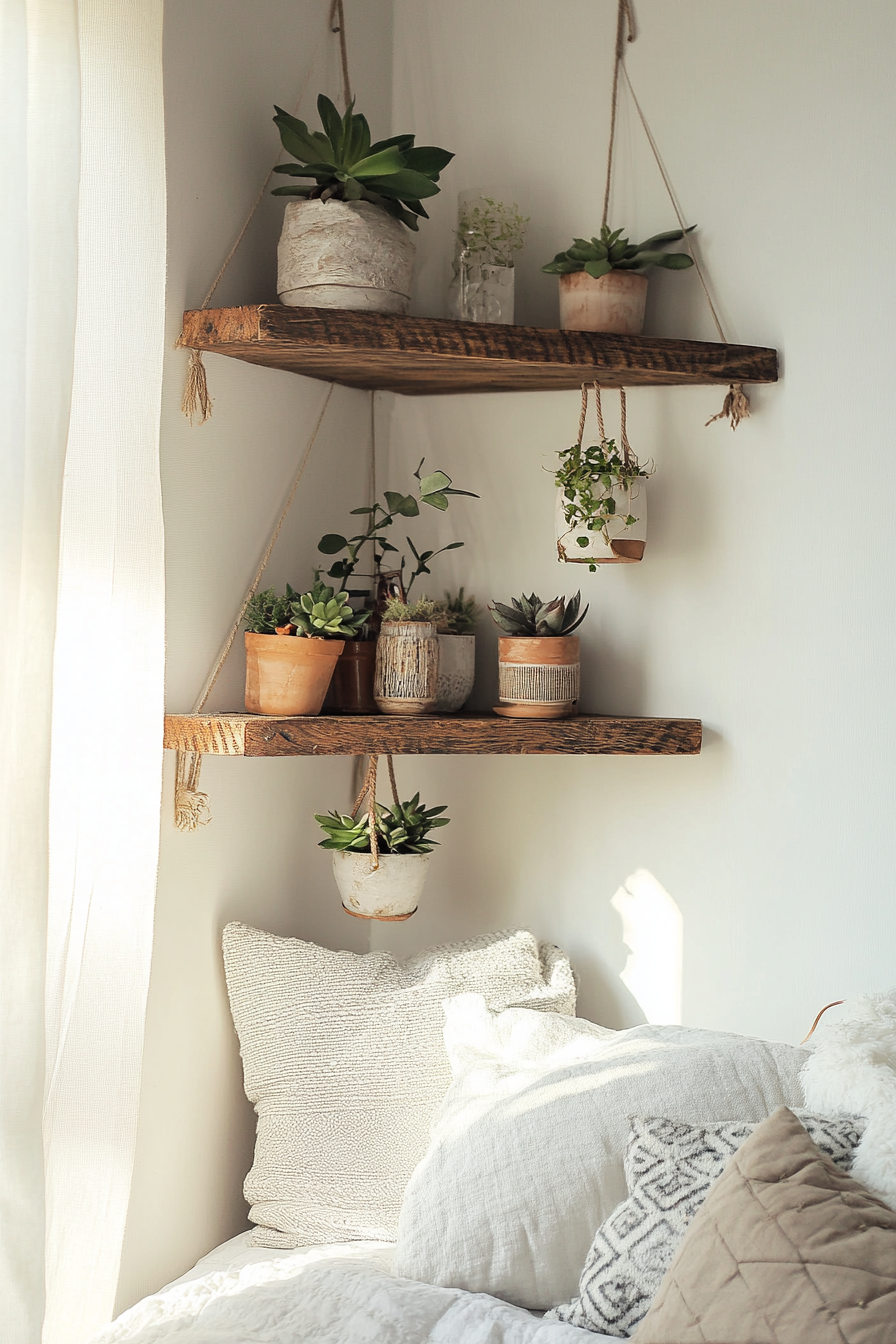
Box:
[547,1110,866,1338]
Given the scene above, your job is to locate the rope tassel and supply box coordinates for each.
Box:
[705,382,751,431]
[174,750,211,832]
[179,345,213,425]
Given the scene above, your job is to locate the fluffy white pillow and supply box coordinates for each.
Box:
[801,989,896,1209]
[223,925,575,1248]
[394,995,808,1309]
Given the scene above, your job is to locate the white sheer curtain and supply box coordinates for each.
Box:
[0,3,166,1343]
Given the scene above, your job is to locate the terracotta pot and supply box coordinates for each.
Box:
[277,199,416,314]
[244,632,343,716]
[496,635,580,719]
[433,634,476,713]
[374,621,440,715]
[556,479,647,565]
[333,850,430,922]
[558,270,648,334]
[329,640,377,714]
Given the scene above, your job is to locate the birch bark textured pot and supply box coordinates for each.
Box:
[277,199,416,313]
[558,270,648,334]
[329,640,378,714]
[244,633,343,716]
[333,850,430,921]
[496,635,580,719]
[374,621,440,715]
[433,634,476,712]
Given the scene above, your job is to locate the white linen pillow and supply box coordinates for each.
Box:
[394,995,809,1310]
[222,925,575,1249]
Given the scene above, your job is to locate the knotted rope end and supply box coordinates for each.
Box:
[705,382,751,431]
[179,343,213,425]
[174,783,211,832]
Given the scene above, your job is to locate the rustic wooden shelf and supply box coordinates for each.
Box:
[163,712,702,757]
[181,305,777,396]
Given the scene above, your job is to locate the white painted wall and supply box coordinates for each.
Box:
[118,0,896,1311]
[115,0,392,1312]
[372,0,896,1039]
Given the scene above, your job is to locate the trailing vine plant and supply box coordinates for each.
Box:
[554,436,652,572]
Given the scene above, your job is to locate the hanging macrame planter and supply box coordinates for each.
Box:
[556,383,650,566]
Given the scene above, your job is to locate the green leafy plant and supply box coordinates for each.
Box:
[542,223,695,278]
[315,793,450,855]
[318,460,478,599]
[271,94,453,231]
[435,588,481,635]
[381,597,437,624]
[489,592,588,637]
[457,196,528,267]
[555,439,652,571]
[243,581,368,637]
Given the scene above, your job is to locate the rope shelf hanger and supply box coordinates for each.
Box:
[177,0,353,425]
[603,0,750,430]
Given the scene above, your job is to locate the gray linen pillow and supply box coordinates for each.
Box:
[548,1110,866,1337]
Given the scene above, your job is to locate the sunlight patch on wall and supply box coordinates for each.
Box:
[611,870,683,1025]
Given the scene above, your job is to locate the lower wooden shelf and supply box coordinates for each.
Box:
[163,712,702,757]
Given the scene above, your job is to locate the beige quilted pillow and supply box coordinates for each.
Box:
[222,923,575,1248]
[636,1105,896,1344]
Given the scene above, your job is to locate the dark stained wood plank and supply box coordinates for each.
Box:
[164,712,702,756]
[180,305,777,395]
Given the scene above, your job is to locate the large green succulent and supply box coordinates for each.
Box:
[542,223,695,278]
[243,580,368,638]
[489,592,588,637]
[271,94,453,231]
[315,793,450,855]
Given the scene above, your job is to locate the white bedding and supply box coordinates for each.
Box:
[94,1233,610,1344]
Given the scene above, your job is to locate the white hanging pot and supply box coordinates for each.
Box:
[556,476,647,564]
[333,850,430,921]
[433,634,476,712]
[277,199,416,314]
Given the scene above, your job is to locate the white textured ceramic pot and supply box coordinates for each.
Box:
[277,199,416,313]
[333,850,430,921]
[555,478,647,564]
[558,270,648,334]
[433,634,475,712]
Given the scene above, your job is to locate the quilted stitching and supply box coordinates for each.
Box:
[635,1106,896,1344]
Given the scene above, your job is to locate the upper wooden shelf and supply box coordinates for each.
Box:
[163,712,702,757]
[181,305,778,396]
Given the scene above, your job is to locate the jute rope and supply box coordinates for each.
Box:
[177,1,345,424]
[174,384,335,830]
[349,754,400,871]
[329,0,353,109]
[579,381,630,466]
[602,0,749,430]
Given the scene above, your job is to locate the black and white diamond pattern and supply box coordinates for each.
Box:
[547,1111,865,1337]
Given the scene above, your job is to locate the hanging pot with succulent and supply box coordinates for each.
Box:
[316,755,450,920]
[556,383,651,567]
[542,223,695,334]
[489,592,588,720]
[272,95,453,313]
[243,580,368,716]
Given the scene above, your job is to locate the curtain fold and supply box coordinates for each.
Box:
[0,2,166,1342]
[43,2,167,1341]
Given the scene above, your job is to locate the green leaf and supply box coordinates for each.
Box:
[272,107,332,164]
[567,244,599,262]
[349,506,376,515]
[636,224,696,249]
[653,252,694,270]
[270,186,314,197]
[402,145,454,176]
[367,133,415,154]
[542,259,581,274]
[584,259,613,279]
[316,94,345,156]
[342,176,364,200]
[350,146,407,179]
[422,492,448,511]
[384,491,419,517]
[419,471,451,496]
[576,536,590,547]
[318,533,348,554]
[367,169,441,199]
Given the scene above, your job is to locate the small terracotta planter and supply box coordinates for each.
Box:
[559,270,648,334]
[495,635,580,719]
[374,621,440,715]
[244,632,343,716]
[329,640,377,714]
[333,850,430,921]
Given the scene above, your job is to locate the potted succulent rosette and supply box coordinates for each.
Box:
[243,580,367,716]
[542,223,695,334]
[489,592,588,720]
[316,786,450,921]
[272,95,453,313]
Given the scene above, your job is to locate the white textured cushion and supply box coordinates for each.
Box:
[394,995,809,1310]
[222,924,575,1248]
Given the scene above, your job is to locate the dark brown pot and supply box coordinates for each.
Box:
[329,640,378,714]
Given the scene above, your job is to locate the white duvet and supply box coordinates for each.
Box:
[93,1235,605,1344]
